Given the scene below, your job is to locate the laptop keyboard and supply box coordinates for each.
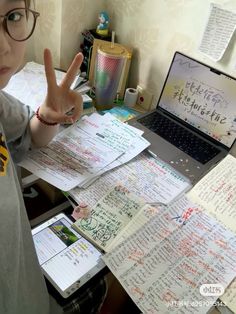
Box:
[138,111,220,164]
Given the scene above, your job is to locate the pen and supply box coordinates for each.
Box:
[147,149,158,158]
[62,191,78,207]
[67,195,78,207]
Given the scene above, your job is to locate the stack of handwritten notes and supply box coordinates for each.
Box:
[19,112,150,191]
[69,150,191,211]
[96,154,236,314]
[69,149,191,251]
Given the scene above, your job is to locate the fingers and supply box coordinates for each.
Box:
[41,91,83,124]
[61,52,84,89]
[70,93,83,121]
[44,48,57,92]
[42,50,84,124]
[61,93,83,123]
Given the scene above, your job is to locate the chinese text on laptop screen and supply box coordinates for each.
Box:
[159,52,236,148]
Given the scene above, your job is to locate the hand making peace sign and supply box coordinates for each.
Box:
[38,48,84,124]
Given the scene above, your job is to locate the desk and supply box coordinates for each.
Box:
[22,174,234,314]
[20,110,236,314]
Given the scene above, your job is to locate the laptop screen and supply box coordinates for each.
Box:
[158,52,236,148]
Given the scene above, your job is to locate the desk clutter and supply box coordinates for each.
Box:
[68,154,236,314]
[19,112,150,190]
[70,151,191,252]
[4,55,236,314]
[102,154,236,314]
[23,146,236,313]
[3,61,93,113]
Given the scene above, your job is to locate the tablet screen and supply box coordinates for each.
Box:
[32,213,105,298]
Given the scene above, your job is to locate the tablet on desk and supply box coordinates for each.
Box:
[31,213,105,299]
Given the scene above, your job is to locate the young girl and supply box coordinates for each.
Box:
[0,1,106,313]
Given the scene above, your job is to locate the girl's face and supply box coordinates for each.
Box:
[0,0,27,89]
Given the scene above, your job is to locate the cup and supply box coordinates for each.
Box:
[94,44,126,110]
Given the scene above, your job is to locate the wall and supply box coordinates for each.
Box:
[28,0,236,108]
[105,0,236,107]
[29,0,62,66]
[60,0,106,69]
[28,0,105,69]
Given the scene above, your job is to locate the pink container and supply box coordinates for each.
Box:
[95,44,126,109]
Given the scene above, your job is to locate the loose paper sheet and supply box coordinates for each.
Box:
[69,151,191,207]
[187,154,236,234]
[110,203,165,250]
[220,278,236,313]
[199,4,236,61]
[19,120,122,191]
[19,113,150,191]
[103,195,236,314]
[4,62,65,111]
[76,112,150,187]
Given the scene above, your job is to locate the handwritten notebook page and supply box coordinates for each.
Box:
[108,203,165,250]
[187,154,236,234]
[4,62,65,111]
[19,113,148,191]
[69,151,191,207]
[220,278,236,313]
[103,195,236,314]
[199,4,236,61]
[72,185,145,251]
[4,62,86,112]
[77,113,150,187]
[19,125,122,191]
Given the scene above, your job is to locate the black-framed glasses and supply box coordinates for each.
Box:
[0,8,40,42]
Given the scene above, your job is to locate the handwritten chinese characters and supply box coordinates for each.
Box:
[187,154,236,234]
[103,195,236,314]
[19,113,150,191]
[199,4,236,62]
[159,53,236,148]
[69,151,190,209]
[173,80,227,125]
[73,185,145,251]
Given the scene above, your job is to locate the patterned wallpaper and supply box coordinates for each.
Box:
[28,0,236,108]
[28,0,105,69]
[105,0,236,107]
[28,0,61,66]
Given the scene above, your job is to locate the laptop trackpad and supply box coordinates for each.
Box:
[144,132,181,162]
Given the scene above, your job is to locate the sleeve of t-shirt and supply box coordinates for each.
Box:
[0,91,34,163]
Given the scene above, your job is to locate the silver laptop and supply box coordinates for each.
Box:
[129,51,236,184]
